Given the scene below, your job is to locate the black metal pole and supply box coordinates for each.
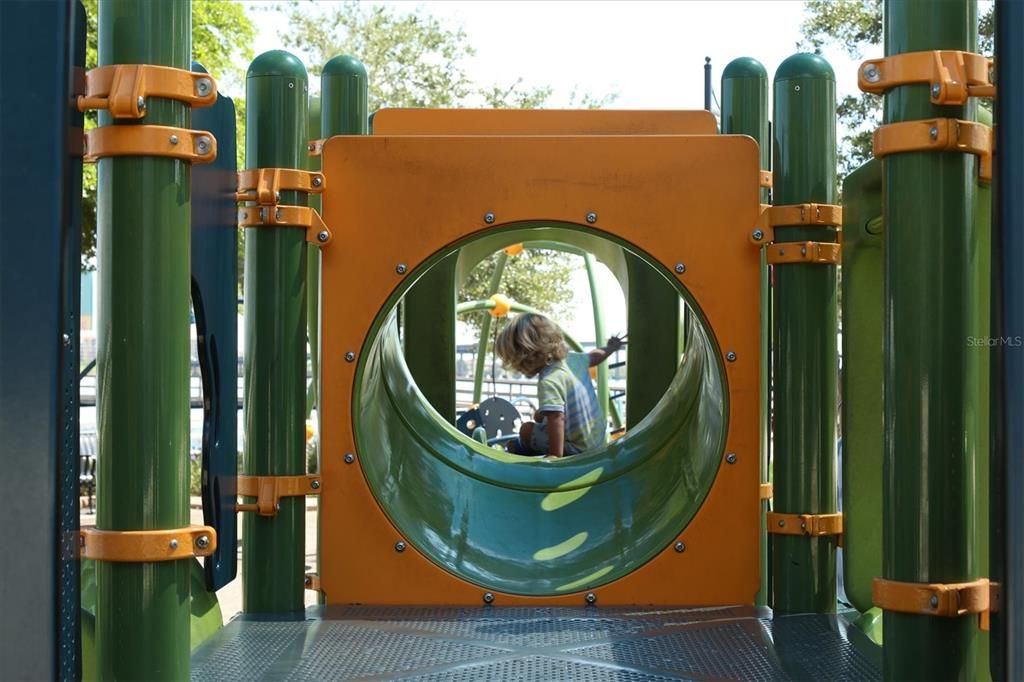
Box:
[704,56,712,111]
[992,1,1023,679]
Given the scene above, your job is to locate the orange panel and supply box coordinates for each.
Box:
[372,108,717,135]
[318,132,762,605]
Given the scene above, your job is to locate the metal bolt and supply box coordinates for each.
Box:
[275,502,281,512]
[195,535,210,550]
[169,539,179,550]
[344,453,355,464]
[674,263,686,274]
[778,248,786,257]
[800,521,807,530]
[395,541,406,552]
[585,592,597,605]
[345,352,355,362]
[274,209,282,222]
[395,263,408,275]
[312,176,323,188]
[196,136,212,155]
[308,142,317,153]
[674,541,686,553]
[62,333,71,347]
[305,576,313,587]
[752,229,764,241]
[930,594,940,608]
[778,519,786,528]
[288,82,295,89]
[863,63,880,83]
[585,212,597,224]
[725,453,737,464]
[483,592,495,604]
[800,246,807,256]
[794,84,801,92]
[137,96,146,111]
[726,351,737,362]
[929,126,939,140]
[931,83,941,98]
[274,191,281,203]
[196,78,213,97]
[317,230,330,243]
[483,212,495,224]
[310,479,321,490]
[169,134,179,145]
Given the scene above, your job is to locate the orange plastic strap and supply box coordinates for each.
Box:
[236,474,322,517]
[759,482,774,500]
[77,64,217,118]
[84,125,217,164]
[873,577,990,620]
[236,168,326,204]
[767,511,843,538]
[80,525,216,562]
[307,139,325,157]
[488,294,512,318]
[873,118,993,183]
[767,203,843,228]
[237,204,332,246]
[766,241,840,265]
[759,170,773,189]
[859,50,995,104]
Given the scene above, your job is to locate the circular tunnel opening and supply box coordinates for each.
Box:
[353,222,728,596]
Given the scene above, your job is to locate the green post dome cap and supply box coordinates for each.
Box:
[775,52,835,82]
[247,50,307,80]
[722,57,767,79]
[323,55,368,79]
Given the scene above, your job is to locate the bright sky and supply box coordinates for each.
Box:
[242,1,878,343]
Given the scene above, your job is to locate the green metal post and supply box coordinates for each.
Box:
[306,95,321,443]
[583,253,609,414]
[722,56,771,606]
[770,53,838,614]
[472,251,509,404]
[94,0,191,677]
[881,1,978,678]
[625,256,679,427]
[242,51,309,614]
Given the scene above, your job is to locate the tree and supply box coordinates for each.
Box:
[460,249,577,331]
[80,0,255,269]
[801,0,993,180]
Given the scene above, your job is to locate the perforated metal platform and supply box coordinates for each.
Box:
[190,605,880,681]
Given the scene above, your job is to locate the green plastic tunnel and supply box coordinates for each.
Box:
[350,225,730,596]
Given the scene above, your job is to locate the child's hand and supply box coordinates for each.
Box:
[605,333,627,354]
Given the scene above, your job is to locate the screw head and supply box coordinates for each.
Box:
[196,77,213,97]
[137,96,146,111]
[930,594,940,608]
[169,134,179,145]
[344,453,355,464]
[752,229,764,241]
[929,126,939,140]
[395,541,406,552]
[169,539,179,550]
[196,136,212,155]
[312,176,323,187]
[483,212,496,224]
[195,535,210,550]
[863,63,880,83]
[794,84,801,92]
[395,263,408,275]
[585,592,597,605]
[726,351,737,362]
[345,352,356,362]
[483,592,495,604]
[725,452,737,464]
[308,142,317,153]
[585,212,597,224]
[800,246,807,256]
[62,333,71,347]
[778,519,786,528]
[931,83,941,98]
[288,82,295,89]
[317,230,330,243]
[674,541,686,553]
[800,521,807,530]
[674,263,686,274]
[310,479,321,490]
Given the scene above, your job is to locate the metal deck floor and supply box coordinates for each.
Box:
[191,605,881,681]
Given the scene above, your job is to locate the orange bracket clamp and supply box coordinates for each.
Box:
[768,511,843,544]
[237,168,331,245]
[305,574,322,592]
[83,125,217,164]
[752,203,843,246]
[759,170,773,189]
[873,118,993,183]
[307,139,326,157]
[766,241,840,265]
[759,482,774,500]
[859,50,995,105]
[80,525,217,562]
[873,577,995,630]
[236,474,322,517]
[77,64,217,118]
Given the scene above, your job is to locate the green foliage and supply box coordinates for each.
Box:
[79,0,255,269]
[460,250,576,332]
[801,0,993,181]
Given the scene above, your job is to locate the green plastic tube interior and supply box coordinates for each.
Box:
[353,224,728,596]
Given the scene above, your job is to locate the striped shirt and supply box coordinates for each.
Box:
[537,351,606,454]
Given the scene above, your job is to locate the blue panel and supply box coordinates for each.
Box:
[191,63,238,591]
[0,1,83,679]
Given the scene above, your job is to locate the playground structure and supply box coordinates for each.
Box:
[2,0,1022,681]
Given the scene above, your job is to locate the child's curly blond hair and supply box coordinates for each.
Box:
[495,313,568,377]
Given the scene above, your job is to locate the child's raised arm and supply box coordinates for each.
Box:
[588,333,627,367]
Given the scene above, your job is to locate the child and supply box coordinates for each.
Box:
[495,313,625,457]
